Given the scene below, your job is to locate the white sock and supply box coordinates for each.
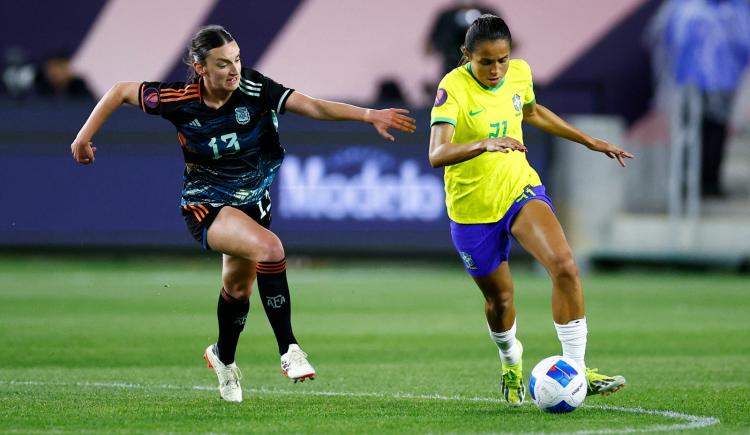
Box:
[488,320,522,365]
[555,317,587,371]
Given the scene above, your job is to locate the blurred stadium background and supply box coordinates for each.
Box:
[1,0,749,266]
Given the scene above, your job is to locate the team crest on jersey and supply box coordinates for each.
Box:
[512,94,522,111]
[434,88,448,107]
[235,106,250,125]
[459,251,478,270]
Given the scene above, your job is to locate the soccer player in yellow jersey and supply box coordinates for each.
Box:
[429,15,633,407]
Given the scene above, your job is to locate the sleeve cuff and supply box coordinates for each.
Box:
[277,89,294,114]
[430,117,456,126]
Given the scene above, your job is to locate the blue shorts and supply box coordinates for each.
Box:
[450,185,554,278]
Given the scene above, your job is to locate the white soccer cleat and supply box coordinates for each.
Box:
[280,344,316,382]
[203,344,243,402]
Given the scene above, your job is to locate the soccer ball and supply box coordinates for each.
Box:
[529,355,587,413]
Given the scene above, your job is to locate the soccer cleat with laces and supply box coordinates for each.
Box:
[280,344,316,382]
[500,340,525,407]
[585,367,626,396]
[203,344,243,402]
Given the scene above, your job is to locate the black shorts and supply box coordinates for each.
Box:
[181,192,272,250]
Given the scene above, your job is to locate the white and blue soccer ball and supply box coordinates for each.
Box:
[529,355,587,413]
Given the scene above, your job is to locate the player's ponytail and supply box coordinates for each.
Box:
[459,14,512,66]
[184,25,235,81]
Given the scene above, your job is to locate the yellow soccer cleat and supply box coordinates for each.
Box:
[585,367,626,396]
[500,340,525,407]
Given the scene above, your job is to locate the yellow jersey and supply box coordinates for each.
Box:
[431,59,541,224]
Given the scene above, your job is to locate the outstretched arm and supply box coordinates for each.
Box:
[284,91,416,141]
[71,81,141,165]
[522,103,634,167]
[428,123,527,168]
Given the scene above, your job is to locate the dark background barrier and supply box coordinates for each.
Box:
[0,102,551,253]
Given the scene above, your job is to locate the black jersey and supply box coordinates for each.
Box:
[139,68,294,207]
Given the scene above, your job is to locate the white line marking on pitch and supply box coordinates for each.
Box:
[1,380,719,433]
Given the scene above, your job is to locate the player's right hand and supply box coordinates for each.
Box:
[71,139,97,165]
[483,137,527,153]
[367,108,417,141]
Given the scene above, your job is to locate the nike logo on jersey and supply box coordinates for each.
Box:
[188,119,202,128]
[469,109,484,116]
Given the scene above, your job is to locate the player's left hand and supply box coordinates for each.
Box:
[366,108,417,141]
[586,138,634,167]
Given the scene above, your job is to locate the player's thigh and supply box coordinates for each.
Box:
[510,200,574,271]
[207,206,284,261]
[472,261,514,301]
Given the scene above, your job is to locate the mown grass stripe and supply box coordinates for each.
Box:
[1,380,720,433]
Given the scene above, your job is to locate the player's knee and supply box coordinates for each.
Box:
[486,290,514,313]
[549,254,579,283]
[256,235,285,262]
[223,281,252,301]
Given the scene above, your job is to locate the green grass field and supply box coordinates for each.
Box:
[1,255,748,433]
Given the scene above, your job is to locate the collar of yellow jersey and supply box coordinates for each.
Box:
[465,64,505,92]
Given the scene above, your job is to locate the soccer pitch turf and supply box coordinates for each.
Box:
[1,255,748,433]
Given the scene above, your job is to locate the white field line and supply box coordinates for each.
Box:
[1,380,719,433]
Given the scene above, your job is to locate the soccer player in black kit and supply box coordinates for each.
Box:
[70,25,416,402]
